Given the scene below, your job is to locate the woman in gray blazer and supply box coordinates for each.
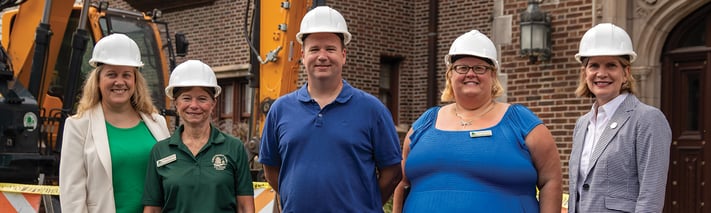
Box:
[59,34,170,213]
[568,23,672,213]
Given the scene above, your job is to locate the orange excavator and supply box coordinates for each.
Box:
[0,0,184,191]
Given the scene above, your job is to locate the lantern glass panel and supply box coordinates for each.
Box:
[521,24,532,51]
[532,24,546,49]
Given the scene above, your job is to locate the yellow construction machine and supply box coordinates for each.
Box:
[0,0,185,189]
[243,0,315,181]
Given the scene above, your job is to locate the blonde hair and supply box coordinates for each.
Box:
[574,56,637,98]
[75,66,157,117]
[440,58,504,102]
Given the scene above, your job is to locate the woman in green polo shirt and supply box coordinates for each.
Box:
[143,60,255,213]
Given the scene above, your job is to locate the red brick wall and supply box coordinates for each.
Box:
[501,0,594,188]
[327,0,424,124]
[108,0,250,67]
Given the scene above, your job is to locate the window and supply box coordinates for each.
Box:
[217,78,251,122]
[242,84,253,117]
[215,78,252,140]
[222,85,234,116]
[379,57,402,123]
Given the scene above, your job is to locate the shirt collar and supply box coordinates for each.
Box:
[168,124,224,146]
[296,79,354,104]
[591,92,628,118]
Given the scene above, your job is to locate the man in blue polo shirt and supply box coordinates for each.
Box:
[258,6,402,213]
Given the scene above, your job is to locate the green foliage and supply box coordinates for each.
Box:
[383,197,393,213]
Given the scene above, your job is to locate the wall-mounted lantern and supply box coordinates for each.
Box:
[520,0,551,64]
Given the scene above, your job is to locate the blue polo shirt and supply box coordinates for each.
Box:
[259,80,401,212]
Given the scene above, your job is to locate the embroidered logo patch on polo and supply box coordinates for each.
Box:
[212,154,227,170]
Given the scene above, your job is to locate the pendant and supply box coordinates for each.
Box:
[460,120,471,126]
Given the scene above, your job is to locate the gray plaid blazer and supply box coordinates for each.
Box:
[568,94,671,213]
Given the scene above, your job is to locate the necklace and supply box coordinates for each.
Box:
[454,101,496,126]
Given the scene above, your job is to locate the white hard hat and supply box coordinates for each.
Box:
[165,60,222,100]
[575,23,637,63]
[445,30,499,69]
[296,6,351,45]
[89,33,144,67]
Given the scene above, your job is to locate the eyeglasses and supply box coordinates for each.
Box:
[452,65,493,74]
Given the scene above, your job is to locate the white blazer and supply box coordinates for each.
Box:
[59,104,170,213]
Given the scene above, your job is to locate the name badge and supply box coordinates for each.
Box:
[469,130,492,138]
[156,154,177,167]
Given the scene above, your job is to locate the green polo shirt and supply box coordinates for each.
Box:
[143,125,253,212]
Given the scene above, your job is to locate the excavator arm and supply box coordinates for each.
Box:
[244,0,314,180]
[244,1,318,211]
[249,0,311,137]
[3,0,75,106]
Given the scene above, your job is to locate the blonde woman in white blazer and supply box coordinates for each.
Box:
[59,34,170,213]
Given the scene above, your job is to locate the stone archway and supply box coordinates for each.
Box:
[629,0,710,106]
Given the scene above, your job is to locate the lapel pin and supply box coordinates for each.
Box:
[610,122,618,129]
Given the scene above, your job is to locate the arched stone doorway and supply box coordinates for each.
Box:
[660,2,711,212]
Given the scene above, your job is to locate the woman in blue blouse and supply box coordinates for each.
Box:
[392,30,562,213]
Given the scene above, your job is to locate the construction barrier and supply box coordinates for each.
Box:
[0,191,41,213]
[254,187,277,213]
[0,182,276,213]
[253,182,277,213]
[0,183,50,213]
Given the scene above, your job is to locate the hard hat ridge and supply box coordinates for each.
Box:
[165,60,222,100]
[445,30,499,69]
[296,6,352,45]
[575,23,637,63]
[89,33,144,68]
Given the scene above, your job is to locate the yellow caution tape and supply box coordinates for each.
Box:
[0,182,272,196]
[0,183,59,195]
[253,182,272,189]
